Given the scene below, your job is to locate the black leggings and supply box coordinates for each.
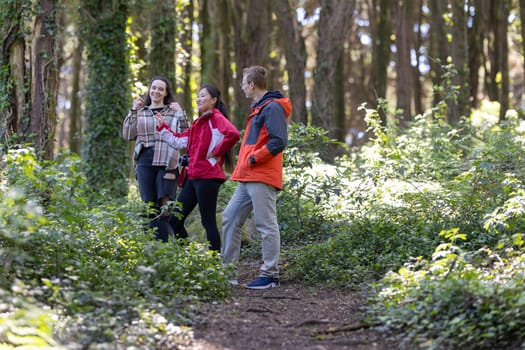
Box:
[171,178,223,251]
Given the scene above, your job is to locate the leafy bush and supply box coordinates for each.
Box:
[287,98,525,288]
[0,288,64,349]
[357,100,469,183]
[0,148,232,348]
[371,229,525,350]
[0,172,61,348]
[358,104,525,348]
[279,123,352,244]
[281,121,463,286]
[288,200,441,287]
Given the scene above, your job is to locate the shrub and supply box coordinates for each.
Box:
[279,123,351,245]
[288,204,440,287]
[0,148,232,348]
[371,229,525,350]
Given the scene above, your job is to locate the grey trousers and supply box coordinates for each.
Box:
[221,182,280,279]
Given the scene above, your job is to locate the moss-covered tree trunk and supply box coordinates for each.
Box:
[81,0,129,198]
[149,0,176,85]
[30,0,59,160]
[69,38,84,155]
[521,0,525,107]
[0,0,58,159]
[178,0,194,113]
[0,0,29,146]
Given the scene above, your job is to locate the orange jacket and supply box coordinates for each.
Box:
[231,91,292,190]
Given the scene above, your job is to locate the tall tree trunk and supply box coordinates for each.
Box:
[496,0,510,119]
[485,0,509,120]
[69,39,84,154]
[201,0,233,117]
[218,0,233,112]
[265,17,284,93]
[428,0,449,107]
[276,0,307,124]
[200,0,214,87]
[412,0,424,116]
[520,0,525,108]
[129,1,149,86]
[311,0,355,143]
[149,0,176,85]
[178,0,194,112]
[346,2,369,143]
[468,0,486,109]
[81,0,129,197]
[486,0,499,101]
[228,0,272,126]
[0,1,28,144]
[393,0,413,127]
[333,51,345,142]
[369,0,392,126]
[448,0,470,124]
[30,0,59,159]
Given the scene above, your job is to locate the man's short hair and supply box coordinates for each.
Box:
[243,66,267,90]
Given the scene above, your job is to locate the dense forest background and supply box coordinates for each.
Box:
[3,0,525,349]
[2,0,525,193]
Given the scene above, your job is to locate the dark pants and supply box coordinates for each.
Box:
[172,178,223,251]
[135,148,178,242]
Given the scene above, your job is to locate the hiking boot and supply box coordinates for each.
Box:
[245,276,279,290]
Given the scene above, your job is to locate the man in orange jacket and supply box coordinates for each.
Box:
[221,66,292,289]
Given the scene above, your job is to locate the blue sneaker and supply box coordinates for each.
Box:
[245,276,279,290]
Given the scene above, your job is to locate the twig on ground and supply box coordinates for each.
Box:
[312,321,377,335]
[287,319,331,327]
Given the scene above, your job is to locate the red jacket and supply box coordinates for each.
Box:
[231,91,292,190]
[158,108,240,181]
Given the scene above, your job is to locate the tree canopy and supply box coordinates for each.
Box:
[1,0,525,193]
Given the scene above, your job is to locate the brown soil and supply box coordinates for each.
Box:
[188,261,394,350]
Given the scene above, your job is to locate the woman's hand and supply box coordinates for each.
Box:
[170,102,183,112]
[154,112,164,128]
[132,97,144,110]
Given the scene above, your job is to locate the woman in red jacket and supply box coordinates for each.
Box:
[155,84,240,251]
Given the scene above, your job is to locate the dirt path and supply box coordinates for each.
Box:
[188,261,393,350]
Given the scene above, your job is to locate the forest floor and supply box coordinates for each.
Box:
[182,260,395,350]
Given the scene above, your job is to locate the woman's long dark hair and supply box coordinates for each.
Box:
[144,76,175,106]
[201,84,235,172]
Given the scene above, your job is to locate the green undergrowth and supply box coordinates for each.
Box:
[0,148,231,348]
[3,94,525,348]
[276,102,525,348]
[370,229,525,350]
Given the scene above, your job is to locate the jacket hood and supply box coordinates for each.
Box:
[253,91,292,120]
[253,91,284,108]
